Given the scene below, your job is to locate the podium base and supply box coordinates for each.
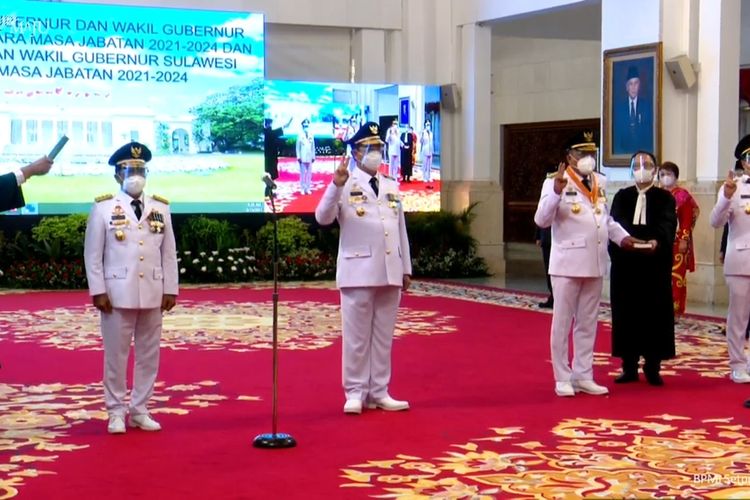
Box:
[253,432,297,449]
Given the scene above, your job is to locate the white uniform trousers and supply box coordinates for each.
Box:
[340,286,401,401]
[550,276,602,382]
[101,308,162,417]
[725,276,750,371]
[422,154,432,182]
[299,162,312,193]
[389,154,400,179]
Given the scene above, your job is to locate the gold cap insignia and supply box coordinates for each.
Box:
[131,145,142,159]
[583,131,594,142]
[369,124,379,134]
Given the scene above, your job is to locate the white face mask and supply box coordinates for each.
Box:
[634,168,654,184]
[576,156,596,175]
[361,151,383,172]
[659,173,675,188]
[123,175,146,196]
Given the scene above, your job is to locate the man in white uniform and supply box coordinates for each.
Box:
[315,122,412,415]
[534,131,639,397]
[710,134,750,385]
[386,119,402,180]
[296,119,316,195]
[84,141,178,434]
[420,120,434,184]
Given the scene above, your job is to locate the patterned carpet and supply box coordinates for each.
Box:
[0,282,747,499]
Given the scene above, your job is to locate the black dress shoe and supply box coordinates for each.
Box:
[614,372,638,383]
[743,399,750,409]
[538,298,553,309]
[645,372,664,386]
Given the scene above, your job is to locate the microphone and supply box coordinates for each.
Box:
[262,173,277,190]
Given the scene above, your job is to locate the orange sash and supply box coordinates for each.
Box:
[565,166,598,205]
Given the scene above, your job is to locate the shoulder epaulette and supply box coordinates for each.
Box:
[95,193,113,203]
[546,172,557,179]
[151,194,169,204]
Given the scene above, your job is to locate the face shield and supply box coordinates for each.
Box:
[631,154,656,184]
[357,142,384,173]
[117,162,148,196]
[118,162,148,179]
[742,152,750,174]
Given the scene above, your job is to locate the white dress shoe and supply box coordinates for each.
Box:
[343,400,363,414]
[572,379,609,395]
[107,415,126,434]
[366,396,409,411]
[554,382,574,397]
[731,370,750,383]
[128,414,162,431]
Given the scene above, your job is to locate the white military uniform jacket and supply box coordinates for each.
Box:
[420,130,434,156]
[84,191,179,309]
[296,131,316,163]
[534,170,629,278]
[315,167,412,288]
[710,175,750,276]
[387,126,401,157]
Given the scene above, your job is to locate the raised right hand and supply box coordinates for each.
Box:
[333,156,350,187]
[93,294,112,314]
[723,169,738,199]
[553,162,568,195]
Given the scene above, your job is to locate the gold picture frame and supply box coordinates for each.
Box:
[603,42,662,166]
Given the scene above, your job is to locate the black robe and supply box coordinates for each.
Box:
[400,132,414,177]
[609,186,677,361]
[0,172,25,212]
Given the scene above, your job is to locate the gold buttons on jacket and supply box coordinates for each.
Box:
[138,224,143,230]
[384,231,389,236]
[139,272,144,278]
[386,250,391,255]
[139,240,144,246]
[139,256,144,261]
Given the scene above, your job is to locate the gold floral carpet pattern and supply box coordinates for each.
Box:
[0,380,258,499]
[0,297,457,352]
[341,416,750,499]
[0,282,742,499]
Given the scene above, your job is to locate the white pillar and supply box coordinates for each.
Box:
[459,23,492,181]
[660,0,699,180]
[351,29,386,83]
[695,0,740,181]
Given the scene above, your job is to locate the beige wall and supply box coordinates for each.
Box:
[487,36,600,270]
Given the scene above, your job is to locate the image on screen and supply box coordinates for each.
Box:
[263,80,441,213]
[0,0,265,214]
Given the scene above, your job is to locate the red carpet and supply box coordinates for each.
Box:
[270,158,441,213]
[0,283,748,499]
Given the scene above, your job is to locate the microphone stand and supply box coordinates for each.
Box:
[253,183,297,449]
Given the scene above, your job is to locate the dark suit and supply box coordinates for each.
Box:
[614,97,653,154]
[0,172,25,212]
[535,225,552,299]
[264,126,284,180]
[400,132,414,180]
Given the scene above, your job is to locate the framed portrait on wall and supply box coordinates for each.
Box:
[399,97,410,126]
[602,42,662,166]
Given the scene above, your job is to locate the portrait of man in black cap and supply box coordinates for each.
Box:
[612,63,654,155]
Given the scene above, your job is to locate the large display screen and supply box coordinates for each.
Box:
[0,0,265,214]
[0,1,441,214]
[263,80,441,213]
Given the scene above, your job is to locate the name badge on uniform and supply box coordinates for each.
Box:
[110,205,127,227]
[740,194,750,199]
